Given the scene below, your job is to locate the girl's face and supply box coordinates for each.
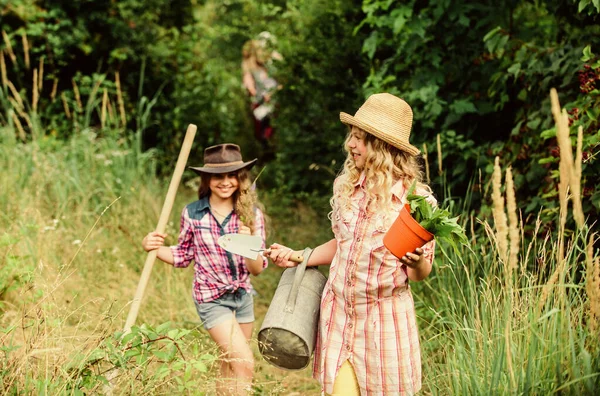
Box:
[347,126,368,170]
[209,172,239,200]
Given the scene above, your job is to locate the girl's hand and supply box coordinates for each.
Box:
[266,243,299,268]
[399,247,424,268]
[238,223,251,235]
[142,231,167,252]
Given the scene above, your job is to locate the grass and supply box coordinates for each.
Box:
[0,94,599,394]
[0,128,330,394]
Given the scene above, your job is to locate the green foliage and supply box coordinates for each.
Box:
[411,222,600,394]
[0,320,217,394]
[356,0,600,229]
[535,46,600,221]
[1,3,600,390]
[0,105,599,393]
[2,0,599,228]
[0,234,35,302]
[262,0,369,195]
[406,182,469,249]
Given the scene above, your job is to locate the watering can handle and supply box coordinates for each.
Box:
[284,247,313,313]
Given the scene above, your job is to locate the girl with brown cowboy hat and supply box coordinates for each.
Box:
[142,143,267,394]
[267,93,437,395]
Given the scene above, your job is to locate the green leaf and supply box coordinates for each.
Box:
[193,361,208,372]
[581,45,593,62]
[362,32,378,60]
[483,26,502,42]
[450,99,477,115]
[579,0,592,13]
[405,181,468,249]
[156,322,171,333]
[152,350,171,361]
[507,62,521,76]
[540,128,556,139]
[526,118,541,130]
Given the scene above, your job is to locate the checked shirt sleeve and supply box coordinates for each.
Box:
[170,207,195,268]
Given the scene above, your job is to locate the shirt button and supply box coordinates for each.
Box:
[357,237,361,242]
[348,323,353,328]
[347,279,352,286]
[346,344,351,351]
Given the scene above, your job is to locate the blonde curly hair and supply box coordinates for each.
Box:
[331,127,431,217]
[198,169,264,234]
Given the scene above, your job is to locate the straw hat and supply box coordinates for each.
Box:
[189,144,257,175]
[340,93,420,155]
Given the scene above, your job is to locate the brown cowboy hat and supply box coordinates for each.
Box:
[340,93,420,155]
[189,144,257,175]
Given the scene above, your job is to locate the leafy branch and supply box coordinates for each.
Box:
[406,181,469,250]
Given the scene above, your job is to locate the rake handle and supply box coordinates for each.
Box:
[123,124,197,334]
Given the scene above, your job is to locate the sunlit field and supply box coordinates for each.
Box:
[1,0,600,394]
[1,90,598,394]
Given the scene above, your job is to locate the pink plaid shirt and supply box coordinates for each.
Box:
[170,196,267,304]
[313,174,436,395]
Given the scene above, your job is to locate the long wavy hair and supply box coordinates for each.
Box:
[197,169,264,233]
[241,39,269,74]
[331,127,431,217]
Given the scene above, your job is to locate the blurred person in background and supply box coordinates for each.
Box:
[241,33,282,156]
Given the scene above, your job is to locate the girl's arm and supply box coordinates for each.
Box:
[244,256,264,276]
[242,71,256,97]
[142,231,175,265]
[268,238,337,268]
[239,224,265,276]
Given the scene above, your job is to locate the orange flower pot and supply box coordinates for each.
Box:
[383,204,434,258]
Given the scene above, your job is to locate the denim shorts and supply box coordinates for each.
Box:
[194,288,255,330]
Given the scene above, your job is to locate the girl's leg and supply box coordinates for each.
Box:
[239,321,253,340]
[208,316,255,395]
[331,360,360,396]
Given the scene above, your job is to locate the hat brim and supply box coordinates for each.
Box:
[340,112,420,156]
[189,158,258,175]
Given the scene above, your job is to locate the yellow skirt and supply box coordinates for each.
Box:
[331,360,360,395]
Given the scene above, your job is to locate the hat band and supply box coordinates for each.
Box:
[204,161,244,168]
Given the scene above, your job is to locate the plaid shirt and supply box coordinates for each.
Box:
[170,196,267,304]
[313,174,436,395]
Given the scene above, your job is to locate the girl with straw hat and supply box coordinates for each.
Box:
[268,93,436,395]
[142,143,268,394]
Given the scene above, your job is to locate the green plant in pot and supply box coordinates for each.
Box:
[383,181,469,258]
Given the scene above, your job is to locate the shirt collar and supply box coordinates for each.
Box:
[390,180,406,200]
[196,196,210,212]
[353,172,367,187]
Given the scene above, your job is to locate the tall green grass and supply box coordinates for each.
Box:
[414,222,599,394]
[1,88,599,394]
[0,127,328,394]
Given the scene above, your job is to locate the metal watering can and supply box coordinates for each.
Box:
[258,247,327,370]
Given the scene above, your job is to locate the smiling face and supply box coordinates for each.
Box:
[347,126,368,170]
[209,172,239,200]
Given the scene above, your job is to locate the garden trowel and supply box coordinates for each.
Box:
[217,234,304,262]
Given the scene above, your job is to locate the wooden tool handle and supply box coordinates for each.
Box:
[123,124,197,334]
[263,249,304,263]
